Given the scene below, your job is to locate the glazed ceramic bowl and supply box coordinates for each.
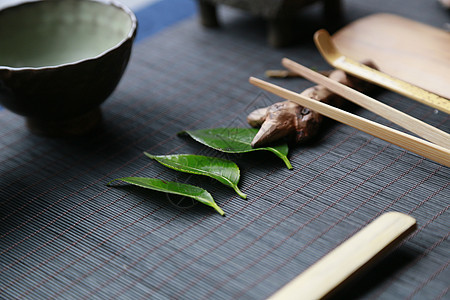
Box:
[0,0,137,135]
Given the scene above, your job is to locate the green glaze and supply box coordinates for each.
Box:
[0,0,137,136]
[180,128,293,169]
[0,0,134,68]
[108,177,225,216]
[144,153,247,199]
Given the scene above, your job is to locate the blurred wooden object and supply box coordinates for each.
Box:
[331,13,450,101]
[315,29,450,114]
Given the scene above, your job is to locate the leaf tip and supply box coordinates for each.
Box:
[107,178,119,186]
[143,152,155,159]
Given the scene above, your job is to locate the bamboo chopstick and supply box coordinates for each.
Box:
[265,69,332,78]
[281,58,450,150]
[268,212,417,300]
[249,77,450,167]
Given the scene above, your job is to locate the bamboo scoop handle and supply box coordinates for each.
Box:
[268,212,417,300]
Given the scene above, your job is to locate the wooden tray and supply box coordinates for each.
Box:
[332,13,450,100]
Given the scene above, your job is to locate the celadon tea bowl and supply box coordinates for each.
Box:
[0,0,137,136]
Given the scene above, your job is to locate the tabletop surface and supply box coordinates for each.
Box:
[0,0,448,299]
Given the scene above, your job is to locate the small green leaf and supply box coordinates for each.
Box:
[144,153,247,199]
[108,177,225,216]
[179,128,292,169]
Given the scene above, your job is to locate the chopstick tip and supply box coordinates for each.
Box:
[281,57,291,64]
[249,76,258,84]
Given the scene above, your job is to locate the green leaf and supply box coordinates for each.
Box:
[108,177,225,216]
[144,153,247,199]
[179,128,292,169]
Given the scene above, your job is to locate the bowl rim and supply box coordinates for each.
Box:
[0,0,138,71]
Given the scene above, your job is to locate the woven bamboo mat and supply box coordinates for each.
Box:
[0,1,448,299]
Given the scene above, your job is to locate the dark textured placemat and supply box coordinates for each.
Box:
[0,1,448,299]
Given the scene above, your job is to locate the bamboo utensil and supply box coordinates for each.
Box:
[268,212,417,300]
[330,14,450,100]
[281,58,450,149]
[249,77,450,167]
[314,29,450,114]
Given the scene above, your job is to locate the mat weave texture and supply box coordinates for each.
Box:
[0,1,448,299]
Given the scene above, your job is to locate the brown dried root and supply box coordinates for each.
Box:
[248,60,378,147]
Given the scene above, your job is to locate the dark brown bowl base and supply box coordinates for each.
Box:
[26,108,102,137]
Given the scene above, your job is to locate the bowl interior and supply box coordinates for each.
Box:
[0,0,134,68]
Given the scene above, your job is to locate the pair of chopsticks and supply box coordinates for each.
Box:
[249,58,450,167]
